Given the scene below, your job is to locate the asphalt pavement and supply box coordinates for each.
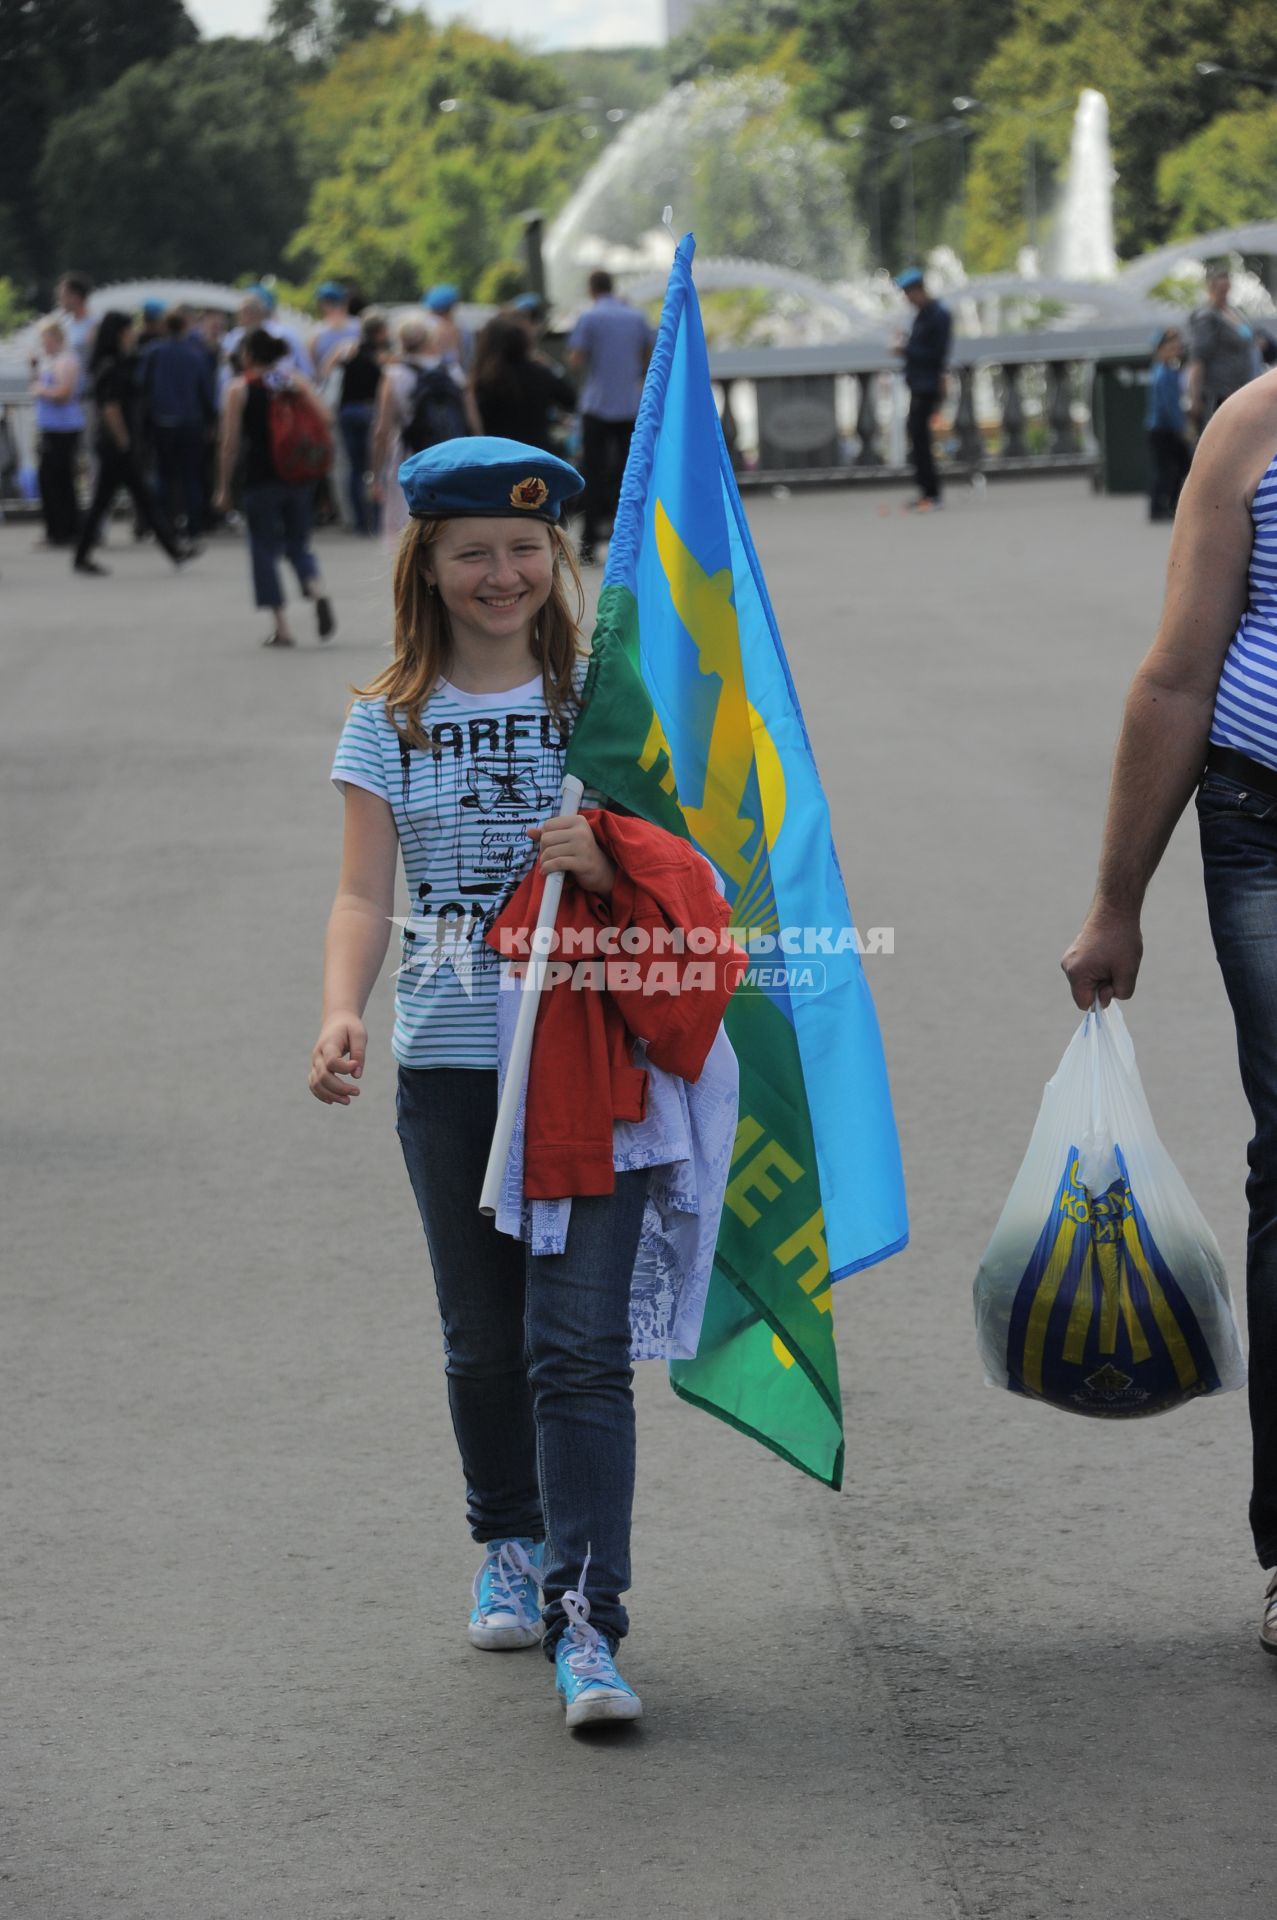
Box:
[4,482,1273,1920]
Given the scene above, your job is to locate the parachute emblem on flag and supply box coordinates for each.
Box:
[653,498,786,937]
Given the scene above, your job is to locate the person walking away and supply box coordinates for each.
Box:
[1146,327,1191,523]
[1189,267,1258,432]
[131,299,168,539]
[29,321,84,548]
[55,271,96,364]
[144,309,216,538]
[311,282,360,385]
[224,287,311,380]
[472,313,576,454]
[369,315,476,541]
[71,312,195,576]
[313,437,692,1727]
[1061,361,1277,1657]
[423,285,472,372]
[215,328,335,648]
[332,309,387,537]
[195,311,232,526]
[567,269,653,565]
[893,267,951,512]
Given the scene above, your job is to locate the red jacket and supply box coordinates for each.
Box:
[486,811,744,1200]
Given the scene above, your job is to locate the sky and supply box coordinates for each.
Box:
[185,0,664,49]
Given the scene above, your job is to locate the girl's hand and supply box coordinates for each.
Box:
[309,1015,367,1105]
[528,815,615,895]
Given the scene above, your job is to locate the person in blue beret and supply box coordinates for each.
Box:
[422,283,471,373]
[893,265,952,512]
[314,435,646,1727]
[312,280,359,383]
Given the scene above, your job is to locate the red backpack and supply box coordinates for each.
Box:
[258,376,334,485]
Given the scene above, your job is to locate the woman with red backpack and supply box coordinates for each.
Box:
[215,328,336,648]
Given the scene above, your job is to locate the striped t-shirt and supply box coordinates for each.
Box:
[331,674,577,1068]
[1210,450,1277,767]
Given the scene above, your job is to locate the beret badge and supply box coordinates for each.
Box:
[510,475,549,510]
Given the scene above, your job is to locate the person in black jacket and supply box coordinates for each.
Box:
[471,313,576,455]
[894,267,952,513]
[72,312,196,576]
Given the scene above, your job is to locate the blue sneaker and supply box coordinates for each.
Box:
[468,1538,544,1651]
[553,1559,642,1727]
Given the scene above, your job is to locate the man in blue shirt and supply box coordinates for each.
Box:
[143,309,216,537]
[567,270,654,564]
[894,267,952,512]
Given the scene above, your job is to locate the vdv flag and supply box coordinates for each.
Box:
[564,234,908,1487]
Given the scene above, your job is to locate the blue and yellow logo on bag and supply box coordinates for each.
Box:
[1005,1148,1220,1416]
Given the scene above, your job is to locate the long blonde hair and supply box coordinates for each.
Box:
[352,517,586,752]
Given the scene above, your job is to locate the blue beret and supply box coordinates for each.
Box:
[142,299,167,318]
[316,280,347,302]
[424,284,460,312]
[513,292,545,314]
[248,283,277,311]
[399,436,584,524]
[894,267,925,290]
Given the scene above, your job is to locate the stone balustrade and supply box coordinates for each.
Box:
[1,329,1155,506]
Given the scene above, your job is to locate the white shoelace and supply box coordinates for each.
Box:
[473,1539,541,1627]
[560,1550,615,1683]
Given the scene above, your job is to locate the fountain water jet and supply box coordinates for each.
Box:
[1051,89,1118,282]
[544,76,860,305]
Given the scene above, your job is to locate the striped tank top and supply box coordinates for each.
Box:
[1210,451,1277,767]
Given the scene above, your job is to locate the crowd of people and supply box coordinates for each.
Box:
[23,267,655,642]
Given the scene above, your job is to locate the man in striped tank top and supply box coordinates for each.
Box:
[1062,369,1277,1658]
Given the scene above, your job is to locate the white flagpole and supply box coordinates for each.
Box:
[479,772,586,1217]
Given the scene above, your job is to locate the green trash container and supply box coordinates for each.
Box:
[1091,357,1151,495]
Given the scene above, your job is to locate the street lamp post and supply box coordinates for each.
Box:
[1195,59,1277,92]
[889,116,918,258]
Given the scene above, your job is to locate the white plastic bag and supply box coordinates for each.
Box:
[974,1003,1245,1417]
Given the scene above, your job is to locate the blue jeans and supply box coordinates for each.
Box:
[395,1066,648,1651]
[241,482,319,610]
[338,404,378,535]
[1199,769,1277,1566]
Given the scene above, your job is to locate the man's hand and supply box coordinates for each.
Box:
[528,815,615,894]
[1061,905,1143,1011]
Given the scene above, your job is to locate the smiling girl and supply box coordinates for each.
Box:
[311,437,647,1728]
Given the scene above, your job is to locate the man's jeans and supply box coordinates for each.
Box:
[1199,769,1277,1566]
[395,1065,648,1650]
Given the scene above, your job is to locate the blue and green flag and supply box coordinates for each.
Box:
[565,234,908,1487]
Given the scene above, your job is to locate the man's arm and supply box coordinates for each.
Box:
[1061,388,1273,1008]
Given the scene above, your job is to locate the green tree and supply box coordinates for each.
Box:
[37,41,309,282]
[1158,104,1277,237]
[268,0,398,66]
[0,0,198,281]
[286,18,589,296]
[963,0,1277,269]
